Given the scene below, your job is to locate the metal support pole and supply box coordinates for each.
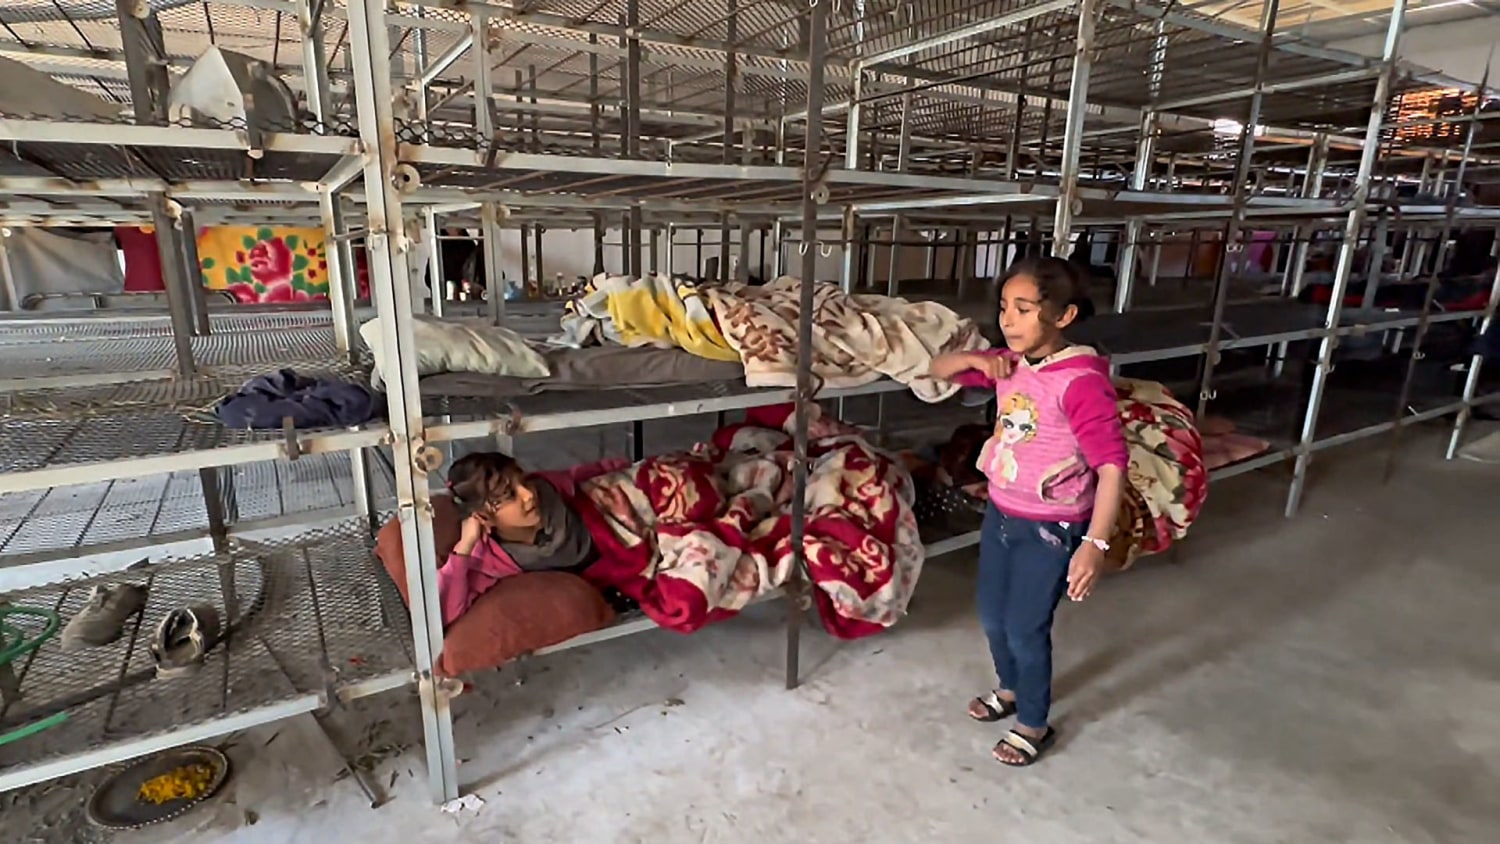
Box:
[178,209,210,336]
[297,0,332,133]
[1446,238,1500,458]
[1051,0,1096,258]
[115,0,170,124]
[346,0,457,804]
[518,223,531,300]
[471,12,494,141]
[666,222,676,276]
[626,0,644,277]
[1387,62,1488,477]
[1114,109,1157,313]
[320,189,358,360]
[425,210,445,317]
[481,203,505,325]
[533,225,544,296]
[1283,134,1329,298]
[1196,0,1277,422]
[1360,207,1391,308]
[149,195,196,377]
[1287,1,1406,517]
[787,0,827,692]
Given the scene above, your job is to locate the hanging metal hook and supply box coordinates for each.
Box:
[819,243,833,258]
[799,242,810,256]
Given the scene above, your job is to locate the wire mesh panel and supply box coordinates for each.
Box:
[0,520,412,779]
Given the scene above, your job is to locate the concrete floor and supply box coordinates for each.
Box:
[12,424,1500,844]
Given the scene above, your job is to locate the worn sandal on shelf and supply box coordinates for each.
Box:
[993,727,1057,766]
[150,605,222,679]
[967,690,1017,722]
[61,584,148,651]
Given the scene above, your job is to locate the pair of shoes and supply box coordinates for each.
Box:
[59,582,222,678]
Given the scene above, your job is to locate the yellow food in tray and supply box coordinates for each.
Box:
[136,763,216,806]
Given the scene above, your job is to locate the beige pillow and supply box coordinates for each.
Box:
[359,315,550,389]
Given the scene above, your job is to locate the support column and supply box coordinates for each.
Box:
[1283,134,1329,298]
[320,189,359,359]
[296,0,332,134]
[482,203,505,325]
[1114,110,1157,314]
[1447,236,1500,458]
[1287,1,1406,517]
[625,0,644,277]
[787,0,828,692]
[178,209,210,336]
[346,0,458,804]
[1196,0,1278,421]
[1051,1,1096,258]
[425,210,445,317]
[1387,64,1487,475]
[149,195,196,377]
[115,0,170,125]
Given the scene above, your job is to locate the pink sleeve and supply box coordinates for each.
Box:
[436,538,524,627]
[949,348,1018,389]
[1061,373,1129,472]
[437,553,480,627]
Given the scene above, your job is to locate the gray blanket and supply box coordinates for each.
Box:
[420,345,745,398]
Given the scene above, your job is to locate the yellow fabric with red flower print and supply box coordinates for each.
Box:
[197,226,332,303]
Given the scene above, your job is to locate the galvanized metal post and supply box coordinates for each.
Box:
[1196,0,1278,422]
[471,11,494,142]
[787,0,828,692]
[481,204,505,324]
[626,0,644,277]
[1051,0,1096,258]
[1114,109,1157,314]
[1386,62,1488,476]
[319,189,358,359]
[177,209,210,336]
[1446,235,1500,458]
[1284,134,1329,298]
[425,209,445,317]
[1287,0,1406,517]
[346,0,458,804]
[297,0,332,134]
[115,0,170,124]
[149,195,197,377]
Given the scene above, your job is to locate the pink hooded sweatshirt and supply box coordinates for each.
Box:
[951,345,1128,522]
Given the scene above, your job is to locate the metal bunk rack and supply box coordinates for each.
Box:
[0,0,1497,809]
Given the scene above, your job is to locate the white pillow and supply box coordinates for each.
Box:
[359,316,550,390]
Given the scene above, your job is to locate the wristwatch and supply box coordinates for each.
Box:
[1081,535,1110,552]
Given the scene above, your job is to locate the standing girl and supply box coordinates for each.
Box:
[929,257,1128,767]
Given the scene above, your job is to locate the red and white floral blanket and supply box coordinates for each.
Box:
[571,405,922,639]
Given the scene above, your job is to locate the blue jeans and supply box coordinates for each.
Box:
[976,503,1085,730]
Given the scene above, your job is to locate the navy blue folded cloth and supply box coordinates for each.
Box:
[215,369,378,429]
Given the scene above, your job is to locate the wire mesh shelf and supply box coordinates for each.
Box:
[0,520,413,787]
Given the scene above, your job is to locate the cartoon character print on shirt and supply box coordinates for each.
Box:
[977,393,1039,488]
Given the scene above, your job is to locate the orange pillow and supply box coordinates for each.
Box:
[373,496,615,676]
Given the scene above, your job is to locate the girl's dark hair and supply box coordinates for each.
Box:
[1000,256,1094,323]
[447,452,524,518]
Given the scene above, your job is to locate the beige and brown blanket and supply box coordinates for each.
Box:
[707,276,987,402]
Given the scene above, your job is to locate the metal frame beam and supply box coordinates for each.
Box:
[345,0,459,805]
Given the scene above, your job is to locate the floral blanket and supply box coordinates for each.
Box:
[572,405,922,639]
[198,226,370,304]
[1111,378,1208,568]
[706,277,987,402]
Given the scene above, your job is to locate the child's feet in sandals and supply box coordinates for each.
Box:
[966,690,1017,722]
[993,726,1056,766]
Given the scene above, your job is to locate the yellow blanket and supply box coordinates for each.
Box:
[554,274,739,362]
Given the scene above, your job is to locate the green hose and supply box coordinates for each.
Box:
[0,605,65,747]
